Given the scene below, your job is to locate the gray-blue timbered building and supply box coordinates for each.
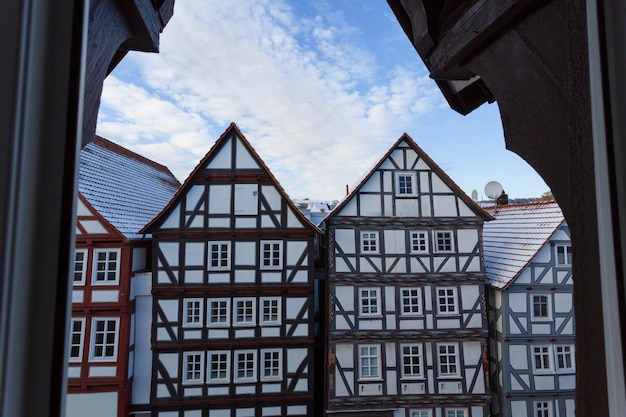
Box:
[483,201,575,417]
[140,124,322,417]
[324,134,493,417]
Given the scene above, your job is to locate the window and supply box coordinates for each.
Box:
[90,318,119,361]
[400,287,422,316]
[260,240,283,269]
[73,249,87,285]
[235,350,257,382]
[360,231,379,254]
[556,244,572,266]
[359,288,381,316]
[92,249,120,284]
[533,346,552,372]
[534,401,552,417]
[437,343,460,377]
[410,411,432,417]
[396,172,417,196]
[208,299,230,327]
[183,352,204,384]
[183,298,203,327]
[261,349,282,381]
[68,318,85,362]
[207,351,230,383]
[410,231,428,253]
[555,345,575,372]
[436,287,458,315]
[446,410,467,417]
[260,297,281,325]
[434,231,454,253]
[401,344,423,378]
[532,295,551,320]
[359,345,380,380]
[234,298,256,326]
[209,241,230,270]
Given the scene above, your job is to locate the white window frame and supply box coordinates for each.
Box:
[183,298,203,328]
[207,298,231,327]
[400,287,422,316]
[358,344,381,380]
[555,345,576,373]
[555,244,572,266]
[260,349,283,381]
[89,317,119,362]
[207,350,231,384]
[92,248,121,285]
[208,241,231,271]
[410,410,432,417]
[260,297,282,326]
[260,240,283,270]
[360,231,379,254]
[395,172,418,196]
[410,231,429,254]
[73,249,87,286]
[434,230,454,253]
[358,287,381,317]
[233,298,256,326]
[534,401,552,417]
[234,349,257,382]
[401,343,424,379]
[437,343,460,378]
[183,351,204,385]
[531,294,552,321]
[532,345,553,373]
[445,409,467,417]
[68,318,85,363]
[436,287,458,315]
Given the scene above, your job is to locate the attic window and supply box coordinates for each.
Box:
[395,172,417,197]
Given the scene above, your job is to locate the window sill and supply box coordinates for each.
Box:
[358,315,383,319]
[400,376,426,381]
[182,381,204,386]
[357,378,384,383]
[437,375,462,380]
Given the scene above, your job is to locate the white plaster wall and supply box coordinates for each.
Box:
[65,392,118,417]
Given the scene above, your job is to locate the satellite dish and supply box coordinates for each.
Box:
[471,189,478,201]
[485,181,503,200]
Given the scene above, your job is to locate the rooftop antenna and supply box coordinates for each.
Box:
[484,181,503,205]
[471,189,478,201]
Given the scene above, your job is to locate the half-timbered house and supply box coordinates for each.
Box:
[324,133,493,417]
[140,123,323,417]
[67,136,180,417]
[483,201,575,417]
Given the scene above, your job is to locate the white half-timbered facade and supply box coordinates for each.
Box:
[67,136,180,417]
[141,123,322,417]
[324,134,493,417]
[483,201,575,417]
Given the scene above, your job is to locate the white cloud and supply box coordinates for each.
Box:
[97,0,446,199]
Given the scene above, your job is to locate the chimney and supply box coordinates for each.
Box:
[496,190,509,205]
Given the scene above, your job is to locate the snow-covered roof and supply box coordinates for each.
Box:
[483,201,565,289]
[78,136,181,239]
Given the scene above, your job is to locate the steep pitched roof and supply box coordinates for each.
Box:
[142,123,322,233]
[482,200,565,289]
[325,132,493,221]
[78,136,181,239]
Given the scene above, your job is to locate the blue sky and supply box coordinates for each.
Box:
[96,0,548,201]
